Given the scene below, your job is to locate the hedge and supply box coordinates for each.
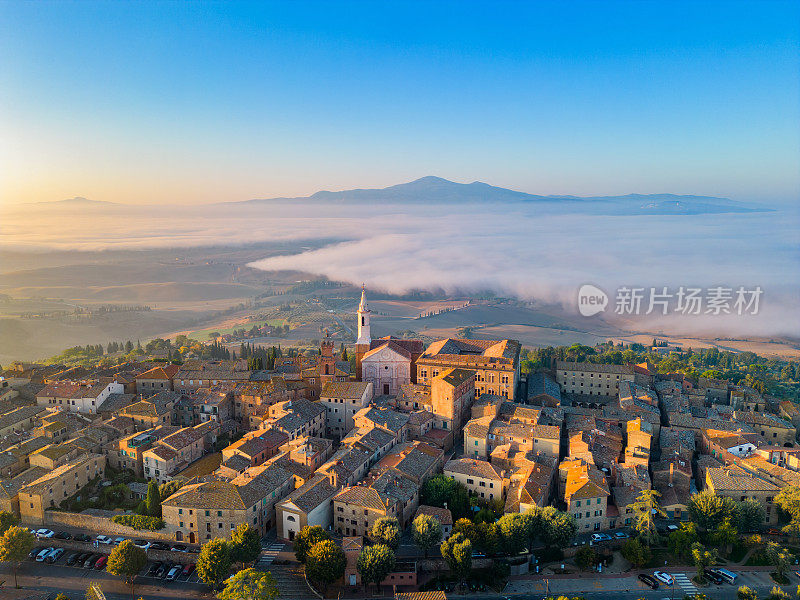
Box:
[111,514,165,531]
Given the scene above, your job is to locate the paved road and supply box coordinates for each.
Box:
[0,561,210,600]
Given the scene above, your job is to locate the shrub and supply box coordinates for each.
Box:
[111,515,165,530]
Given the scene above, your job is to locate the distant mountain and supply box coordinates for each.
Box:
[33,196,117,206]
[235,176,769,215]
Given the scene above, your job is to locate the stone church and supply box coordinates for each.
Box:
[354,286,424,397]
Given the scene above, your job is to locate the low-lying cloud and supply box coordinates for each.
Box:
[2,201,798,338]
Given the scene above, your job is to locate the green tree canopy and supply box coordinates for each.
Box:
[420,475,471,519]
[691,542,719,583]
[0,511,19,535]
[356,543,396,593]
[689,491,738,531]
[737,499,766,533]
[575,546,597,570]
[630,489,666,544]
[293,525,331,563]
[107,539,148,598]
[775,486,800,534]
[306,539,346,594]
[412,514,443,558]
[217,568,278,600]
[737,586,758,600]
[667,522,699,558]
[197,538,232,588]
[440,532,472,589]
[621,538,651,568]
[229,524,261,566]
[159,480,182,499]
[0,525,34,587]
[371,516,401,549]
[542,508,577,547]
[766,542,792,579]
[497,512,529,554]
[144,480,161,517]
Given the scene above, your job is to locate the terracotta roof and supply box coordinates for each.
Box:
[321,381,371,400]
[136,365,179,380]
[415,505,453,526]
[444,458,503,480]
[334,485,390,511]
[362,341,412,361]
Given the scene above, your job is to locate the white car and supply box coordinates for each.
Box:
[653,571,674,585]
[133,539,152,551]
[166,565,182,581]
[35,529,55,538]
[35,547,55,562]
[45,548,64,563]
[95,535,113,544]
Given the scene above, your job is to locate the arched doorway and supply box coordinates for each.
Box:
[189,532,196,544]
[175,531,183,541]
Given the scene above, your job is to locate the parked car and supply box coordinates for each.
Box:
[638,574,660,589]
[74,533,91,542]
[155,562,170,578]
[35,529,55,538]
[29,547,44,560]
[166,565,182,581]
[95,556,108,570]
[74,552,91,565]
[36,548,55,562]
[171,544,187,552]
[653,571,674,585]
[613,531,629,539]
[147,562,163,577]
[187,546,200,554]
[133,539,152,551]
[65,552,81,566]
[46,548,65,563]
[150,542,170,551]
[95,535,112,545]
[704,569,723,584]
[54,531,72,540]
[83,554,98,568]
[591,533,612,542]
[112,537,126,546]
[182,563,195,576]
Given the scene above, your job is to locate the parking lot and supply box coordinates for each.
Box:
[26,543,202,584]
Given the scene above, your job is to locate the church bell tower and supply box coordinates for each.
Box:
[355,284,371,380]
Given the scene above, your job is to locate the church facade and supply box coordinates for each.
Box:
[354,286,424,398]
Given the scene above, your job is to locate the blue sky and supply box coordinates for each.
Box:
[1,0,798,205]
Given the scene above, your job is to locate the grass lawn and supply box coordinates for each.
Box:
[177,453,222,478]
[727,544,749,563]
[649,548,692,568]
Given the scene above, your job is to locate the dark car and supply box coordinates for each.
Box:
[705,568,724,584]
[147,562,163,577]
[187,546,200,554]
[29,547,44,560]
[65,551,81,566]
[83,554,98,569]
[74,533,91,542]
[150,541,170,551]
[155,562,171,578]
[171,544,187,552]
[638,574,660,589]
[54,531,72,540]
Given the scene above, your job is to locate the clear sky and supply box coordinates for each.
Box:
[1,0,798,206]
